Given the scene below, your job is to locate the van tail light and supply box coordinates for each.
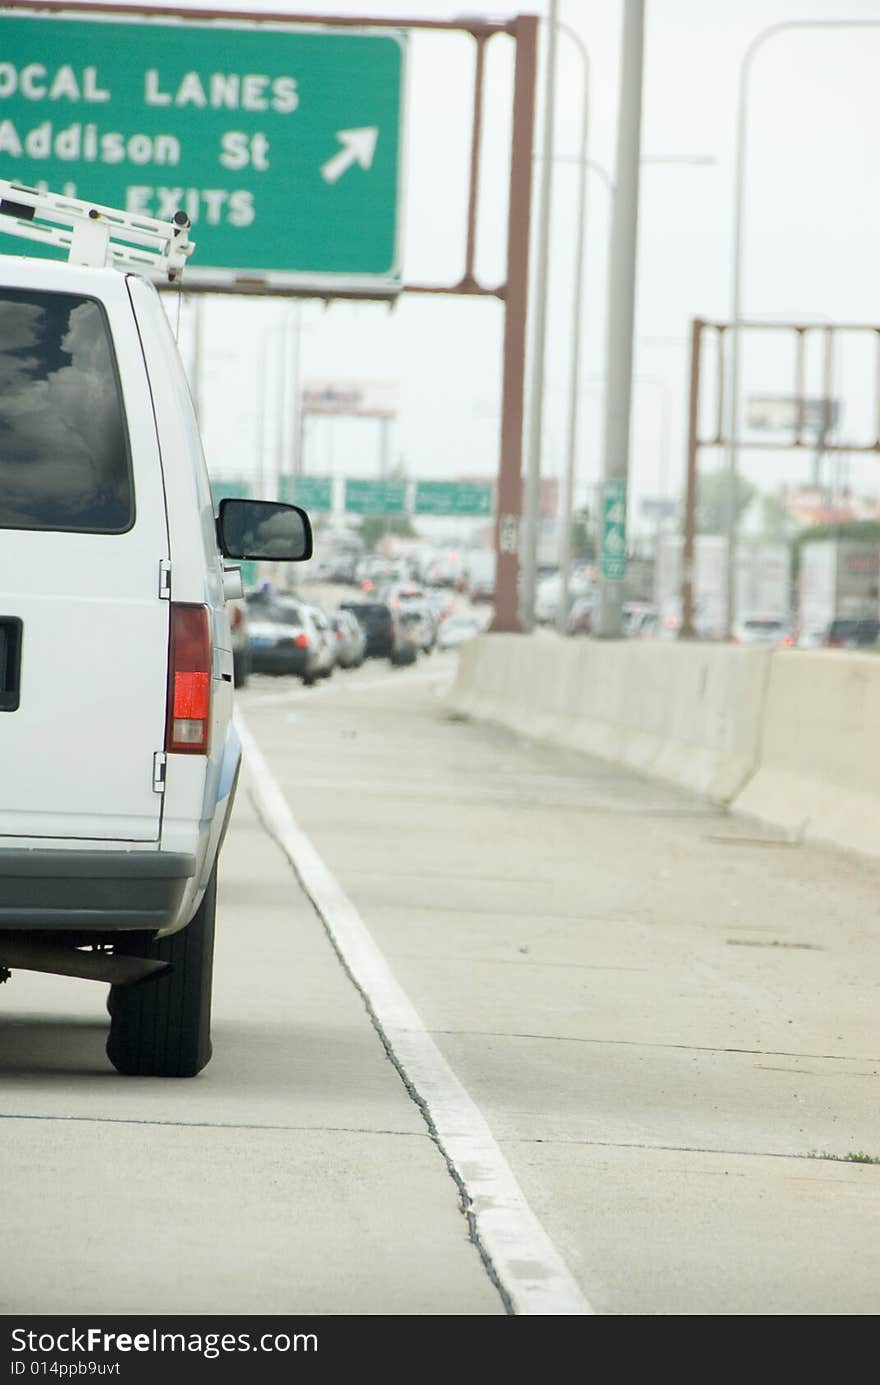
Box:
[166,604,212,755]
[292,633,309,648]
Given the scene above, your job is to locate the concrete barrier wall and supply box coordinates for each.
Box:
[731,650,880,857]
[449,634,771,803]
[449,635,880,858]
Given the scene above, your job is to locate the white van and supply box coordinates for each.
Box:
[0,186,312,1077]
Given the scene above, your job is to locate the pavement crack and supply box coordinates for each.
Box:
[0,1112,427,1137]
[428,1028,880,1063]
[505,1135,880,1167]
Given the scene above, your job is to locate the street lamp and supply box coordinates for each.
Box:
[522,6,590,631]
[545,22,590,640]
[519,7,712,636]
[256,304,304,500]
[724,18,880,638]
[552,159,714,635]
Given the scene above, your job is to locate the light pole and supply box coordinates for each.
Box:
[554,157,712,634]
[595,0,645,640]
[725,18,880,639]
[549,24,591,639]
[520,0,560,632]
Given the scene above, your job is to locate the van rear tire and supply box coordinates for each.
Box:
[106,867,217,1078]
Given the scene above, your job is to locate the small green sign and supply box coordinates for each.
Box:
[0,11,406,291]
[210,479,256,588]
[601,479,627,581]
[414,481,493,517]
[210,479,251,504]
[344,479,406,515]
[279,476,333,512]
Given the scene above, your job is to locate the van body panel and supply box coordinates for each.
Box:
[0,260,169,842]
[0,252,251,949]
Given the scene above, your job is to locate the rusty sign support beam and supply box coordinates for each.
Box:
[490,13,538,633]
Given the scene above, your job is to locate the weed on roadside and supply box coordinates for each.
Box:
[807,1150,880,1165]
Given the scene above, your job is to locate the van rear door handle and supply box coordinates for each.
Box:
[0,617,22,711]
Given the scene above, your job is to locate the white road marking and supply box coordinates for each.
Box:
[235,708,593,1317]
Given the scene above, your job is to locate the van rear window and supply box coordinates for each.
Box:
[0,288,132,533]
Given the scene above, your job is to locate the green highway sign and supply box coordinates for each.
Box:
[601,479,627,581]
[279,476,333,512]
[344,479,406,515]
[414,481,493,517]
[209,479,251,504]
[0,10,406,291]
[209,479,256,586]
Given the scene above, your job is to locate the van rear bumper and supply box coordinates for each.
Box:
[0,850,196,931]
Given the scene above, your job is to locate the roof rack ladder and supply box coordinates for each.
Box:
[0,182,194,282]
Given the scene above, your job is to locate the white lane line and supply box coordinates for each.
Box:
[235,709,593,1317]
[244,665,454,709]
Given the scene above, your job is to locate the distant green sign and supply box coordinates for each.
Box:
[601,479,627,581]
[210,479,256,587]
[0,11,406,291]
[344,479,406,515]
[210,479,251,504]
[279,476,333,512]
[414,481,493,517]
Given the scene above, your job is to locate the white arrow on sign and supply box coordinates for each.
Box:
[320,127,379,184]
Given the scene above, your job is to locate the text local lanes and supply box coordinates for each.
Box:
[0,63,301,225]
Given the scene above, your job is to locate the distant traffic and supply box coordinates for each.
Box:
[231,549,491,689]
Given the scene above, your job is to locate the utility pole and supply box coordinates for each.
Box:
[596,0,645,638]
[190,297,203,426]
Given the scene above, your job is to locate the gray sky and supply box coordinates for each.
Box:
[63,0,880,534]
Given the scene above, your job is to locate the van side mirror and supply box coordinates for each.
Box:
[216,499,313,562]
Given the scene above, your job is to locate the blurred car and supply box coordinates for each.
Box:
[304,604,337,677]
[381,580,425,603]
[332,608,367,668]
[437,614,483,650]
[228,597,251,687]
[339,600,395,657]
[732,615,795,647]
[356,557,406,593]
[567,595,594,637]
[329,554,359,584]
[425,588,457,625]
[534,573,562,624]
[245,594,325,683]
[464,551,496,603]
[397,601,436,652]
[338,600,416,664]
[623,601,658,638]
[823,617,880,649]
[390,625,418,665]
